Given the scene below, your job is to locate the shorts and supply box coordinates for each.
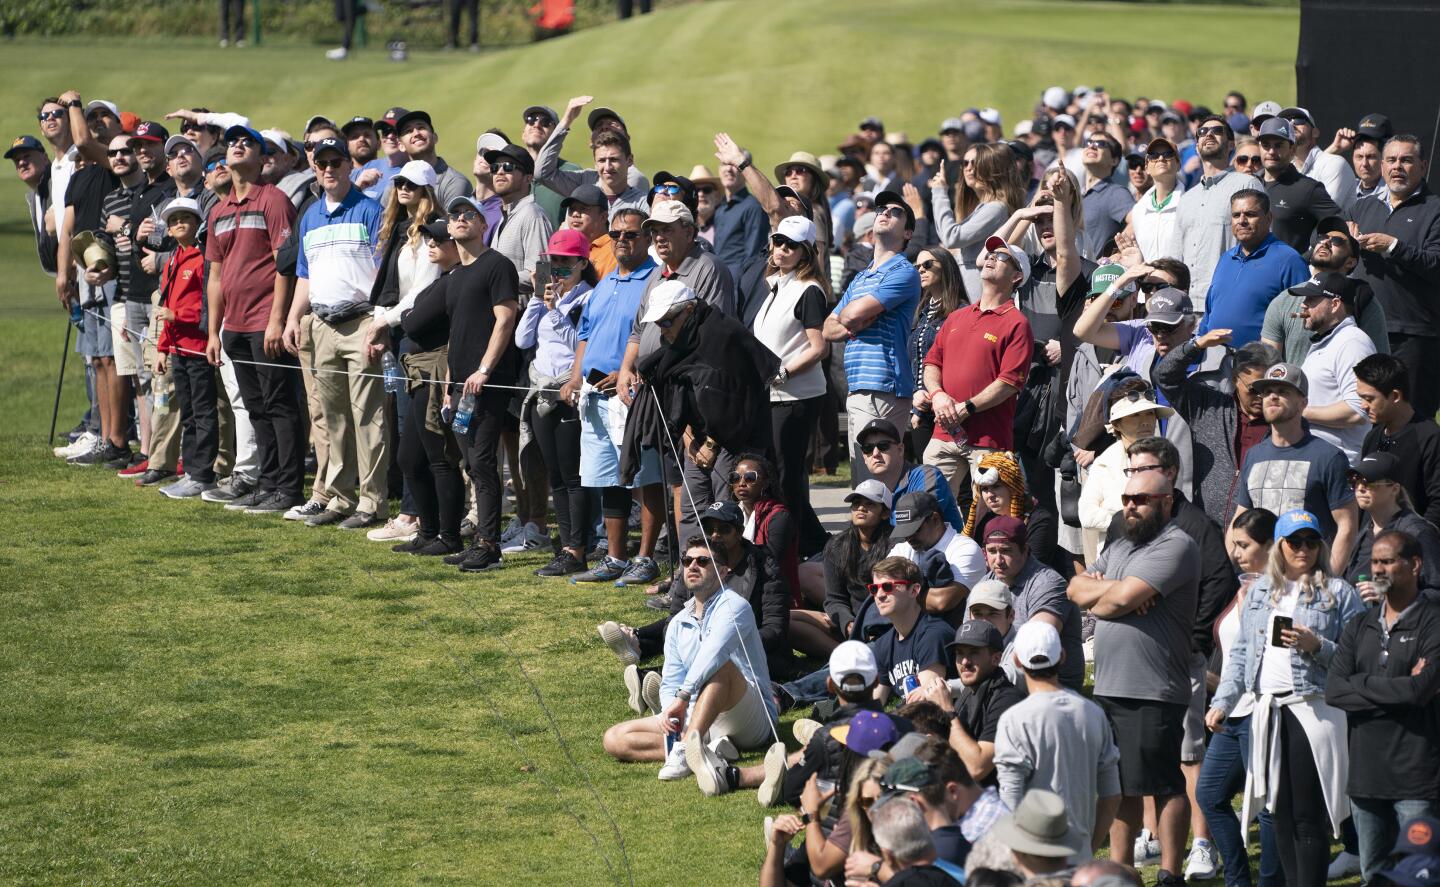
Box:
[1182,650,1208,764]
[579,388,661,488]
[111,301,150,378]
[1096,695,1187,797]
[707,680,775,751]
[77,279,116,359]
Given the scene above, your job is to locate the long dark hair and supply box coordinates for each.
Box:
[913,248,968,325]
[837,513,892,590]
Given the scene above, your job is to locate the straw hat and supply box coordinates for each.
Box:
[687,164,720,189]
[70,231,115,272]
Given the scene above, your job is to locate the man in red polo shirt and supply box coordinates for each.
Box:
[204,124,304,514]
[917,234,1033,499]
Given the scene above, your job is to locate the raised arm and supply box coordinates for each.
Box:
[714,133,783,224]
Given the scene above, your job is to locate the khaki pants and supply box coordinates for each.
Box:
[921,437,1001,501]
[311,313,389,515]
[845,390,906,484]
[299,314,333,505]
[145,291,182,471]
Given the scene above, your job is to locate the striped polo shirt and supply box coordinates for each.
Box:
[834,252,921,396]
[295,186,382,312]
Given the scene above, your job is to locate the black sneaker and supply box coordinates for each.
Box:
[458,541,503,572]
[535,551,586,578]
[69,441,122,466]
[444,540,482,566]
[414,536,464,557]
[222,489,267,511]
[105,448,139,471]
[137,468,176,486]
[1154,871,1185,887]
[204,476,258,503]
[244,491,301,514]
[393,535,435,554]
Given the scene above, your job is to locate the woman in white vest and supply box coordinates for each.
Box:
[751,215,830,556]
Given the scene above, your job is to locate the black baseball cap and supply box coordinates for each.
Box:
[394,109,433,134]
[130,121,170,144]
[4,134,46,160]
[874,189,915,232]
[775,185,814,220]
[917,137,943,155]
[311,137,350,160]
[1290,270,1359,307]
[1350,451,1402,484]
[561,183,607,211]
[523,104,559,125]
[947,619,1005,652]
[650,171,697,207]
[857,418,902,444]
[375,107,408,133]
[1316,216,1359,257]
[483,143,534,175]
[891,491,940,542]
[341,116,375,135]
[1356,113,1394,144]
[700,500,744,530]
[420,219,452,242]
[587,107,626,131]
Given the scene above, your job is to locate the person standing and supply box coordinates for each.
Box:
[712,152,769,283]
[1078,133,1135,260]
[1255,117,1342,254]
[930,142,1024,294]
[1348,134,1440,417]
[1328,529,1440,883]
[1294,272,1376,464]
[1130,136,1184,261]
[204,124,304,514]
[445,0,480,51]
[1197,189,1309,348]
[394,110,474,209]
[1343,452,1440,589]
[1356,353,1440,527]
[1281,107,1357,208]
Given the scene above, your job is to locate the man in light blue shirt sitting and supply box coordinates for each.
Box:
[601,536,779,798]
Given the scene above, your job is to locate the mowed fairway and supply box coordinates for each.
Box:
[0,2,1297,884]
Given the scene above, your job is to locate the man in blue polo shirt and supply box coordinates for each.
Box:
[281,136,387,530]
[562,206,667,587]
[1198,188,1308,347]
[824,189,921,484]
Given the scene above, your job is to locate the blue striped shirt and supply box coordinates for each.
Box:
[296,186,382,310]
[835,253,920,396]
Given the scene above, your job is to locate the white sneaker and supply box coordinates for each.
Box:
[55,431,97,458]
[367,515,418,542]
[685,730,731,796]
[763,815,775,848]
[325,46,347,60]
[1133,828,1161,865]
[757,742,787,807]
[1327,851,1362,880]
[657,738,690,781]
[1184,839,1219,880]
[623,664,645,715]
[501,521,548,554]
[598,621,640,665]
[709,734,738,763]
[792,718,823,748]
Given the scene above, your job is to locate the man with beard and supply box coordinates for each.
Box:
[1166,114,1264,310]
[1231,362,1358,573]
[1255,116,1342,254]
[1292,273,1376,463]
[394,110,473,208]
[1067,469,1198,887]
[1262,216,1389,363]
[920,619,1024,786]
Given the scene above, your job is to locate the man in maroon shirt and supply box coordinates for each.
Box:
[204,124,304,514]
[918,234,1034,499]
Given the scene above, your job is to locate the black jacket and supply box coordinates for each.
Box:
[1264,166,1341,254]
[1326,595,1440,800]
[1363,413,1440,528]
[1106,490,1236,656]
[1350,181,1440,336]
[1344,507,1440,590]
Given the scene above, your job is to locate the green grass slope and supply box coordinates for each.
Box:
[0,1,1298,884]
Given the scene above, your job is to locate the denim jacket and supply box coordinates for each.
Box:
[1212,574,1364,715]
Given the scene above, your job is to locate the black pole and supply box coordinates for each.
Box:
[48,320,73,444]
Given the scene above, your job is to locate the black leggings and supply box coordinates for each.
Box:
[1274,706,1330,887]
[529,398,586,550]
[771,396,828,557]
[599,486,631,519]
[460,386,509,544]
[399,381,465,544]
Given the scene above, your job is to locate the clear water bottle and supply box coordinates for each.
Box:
[381,351,404,394]
[452,392,475,435]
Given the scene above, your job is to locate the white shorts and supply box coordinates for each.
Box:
[579,388,661,488]
[111,301,147,378]
[709,681,775,751]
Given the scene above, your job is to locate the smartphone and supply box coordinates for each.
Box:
[533,259,552,295]
[1270,615,1294,647]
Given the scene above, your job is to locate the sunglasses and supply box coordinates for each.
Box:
[550,261,580,276]
[961,158,976,168]
[1084,139,1112,151]
[915,259,941,272]
[651,183,683,196]
[1147,322,1184,336]
[1120,492,1171,507]
[770,236,799,250]
[1234,154,1262,165]
[783,166,812,178]
[1138,279,1169,294]
[728,470,759,484]
[394,178,419,191]
[607,229,643,241]
[1196,125,1228,138]
[1351,477,1395,489]
[867,580,911,597]
[107,148,135,158]
[1284,534,1322,550]
[695,185,716,196]
[314,158,345,171]
[656,306,691,328]
[166,145,197,159]
[876,206,907,220]
[205,160,226,172]
[524,113,554,126]
[988,250,1017,267]
[1318,234,1349,249]
[38,109,67,122]
[302,140,324,152]
[492,160,524,174]
[680,555,713,568]
[1146,150,1176,161]
[226,137,257,149]
[860,440,896,455]
[448,209,480,221]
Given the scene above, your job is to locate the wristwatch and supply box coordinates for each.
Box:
[67,99,83,109]
[799,811,813,825]
[737,156,752,173]
[675,688,692,703]
[478,363,492,376]
[869,860,883,881]
[963,399,977,415]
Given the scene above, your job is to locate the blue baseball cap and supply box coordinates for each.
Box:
[1274,509,1322,541]
[1374,854,1440,887]
[224,124,274,155]
[4,134,46,160]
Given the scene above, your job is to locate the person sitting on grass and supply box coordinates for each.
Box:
[600,536,778,798]
[792,479,894,658]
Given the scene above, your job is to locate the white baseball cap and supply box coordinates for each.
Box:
[164,135,198,156]
[159,196,204,224]
[639,279,698,324]
[844,478,893,511]
[829,640,878,690]
[84,99,119,118]
[774,215,816,245]
[981,235,1031,289]
[1013,120,1034,138]
[979,108,1002,126]
[395,159,438,188]
[476,132,508,155]
[1042,86,1069,111]
[1013,621,1063,670]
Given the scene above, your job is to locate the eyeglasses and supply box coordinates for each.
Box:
[988,250,1017,267]
[314,158,345,171]
[448,209,480,221]
[107,148,135,158]
[961,158,976,168]
[524,112,554,126]
[38,109,66,122]
[493,160,524,174]
[1147,322,1184,336]
[1122,463,1166,478]
[1120,492,1171,507]
[226,136,256,149]
[607,229,642,241]
[728,470,759,484]
[770,236,799,250]
[859,440,896,455]
[867,580,912,597]
[1146,149,1176,161]
[915,260,941,272]
[1234,154,1262,166]
[1196,125,1228,138]
[876,206,907,220]
[1284,534,1322,550]
[166,145,197,159]
[680,555,714,568]
[651,183,683,196]
[394,178,418,191]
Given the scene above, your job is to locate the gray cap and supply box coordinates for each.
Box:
[1145,287,1194,325]
[561,183,607,210]
[1258,117,1295,144]
[1253,362,1309,398]
[939,117,965,134]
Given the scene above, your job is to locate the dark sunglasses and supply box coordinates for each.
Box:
[867,580,911,596]
[314,158,345,171]
[550,261,581,276]
[1138,279,1169,294]
[695,185,716,196]
[876,205,907,220]
[770,236,800,250]
[1234,154,1262,165]
[1084,139,1112,151]
[651,183,683,196]
[448,209,479,221]
[915,259,941,272]
[1121,492,1171,507]
[728,470,759,484]
[1196,125,1228,138]
[607,229,643,241]
[38,109,67,122]
[1146,149,1176,161]
[1147,322,1184,336]
[492,160,523,173]
[524,113,554,126]
[394,178,419,191]
[166,145,197,159]
[860,440,896,455]
[226,136,256,149]
[680,555,713,568]
[656,306,691,329]
[1284,534,1322,550]
[107,148,135,158]
[1318,234,1349,249]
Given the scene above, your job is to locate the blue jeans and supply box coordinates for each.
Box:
[781,667,831,708]
[1196,714,1283,887]
[1352,797,1436,882]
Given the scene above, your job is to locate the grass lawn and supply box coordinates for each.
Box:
[0,1,1303,883]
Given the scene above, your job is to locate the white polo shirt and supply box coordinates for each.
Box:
[889,526,987,594]
[1302,315,1375,465]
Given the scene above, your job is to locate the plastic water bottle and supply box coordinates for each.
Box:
[452,392,475,435]
[69,301,83,327]
[381,351,404,394]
